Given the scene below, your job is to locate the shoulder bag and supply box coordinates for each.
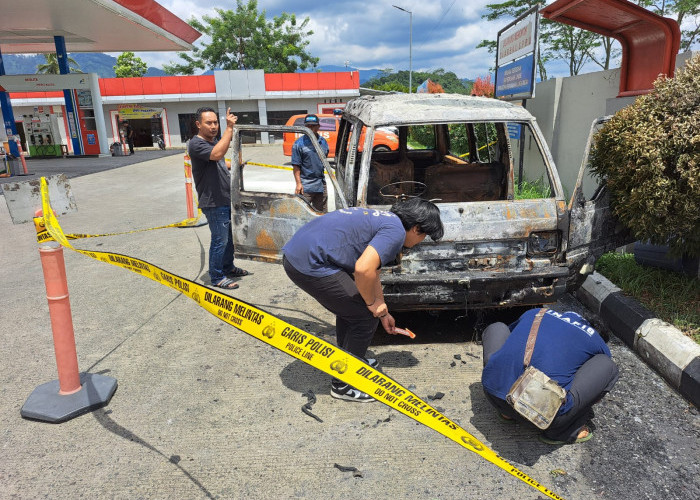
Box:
[505,308,567,429]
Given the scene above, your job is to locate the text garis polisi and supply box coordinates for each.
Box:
[282,326,336,360]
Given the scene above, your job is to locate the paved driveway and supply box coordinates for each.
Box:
[0,151,697,499]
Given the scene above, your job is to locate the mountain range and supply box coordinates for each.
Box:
[2,54,473,88]
[1,53,385,83]
[1,53,166,78]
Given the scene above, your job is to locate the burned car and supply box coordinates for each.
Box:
[230,93,628,311]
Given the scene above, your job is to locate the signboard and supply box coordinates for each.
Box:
[118,105,163,119]
[77,90,93,107]
[497,11,538,66]
[495,5,540,101]
[0,73,91,91]
[507,123,521,140]
[495,54,535,99]
[67,112,78,138]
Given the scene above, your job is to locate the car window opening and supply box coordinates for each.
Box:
[364,122,555,206]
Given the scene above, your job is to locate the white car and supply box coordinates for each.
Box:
[229,93,629,311]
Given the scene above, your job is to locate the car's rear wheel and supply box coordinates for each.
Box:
[373,145,391,152]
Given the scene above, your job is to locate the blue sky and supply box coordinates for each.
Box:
[128,1,697,80]
[127,1,510,79]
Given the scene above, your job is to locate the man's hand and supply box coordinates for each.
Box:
[225,107,237,129]
[295,182,304,195]
[379,313,396,334]
[368,301,387,318]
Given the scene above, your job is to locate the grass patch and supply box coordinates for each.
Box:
[595,252,700,343]
[515,178,552,200]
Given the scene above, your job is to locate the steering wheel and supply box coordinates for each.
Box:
[378,181,427,201]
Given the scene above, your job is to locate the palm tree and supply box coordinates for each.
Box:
[36,53,82,74]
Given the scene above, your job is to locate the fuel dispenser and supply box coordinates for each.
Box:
[74,89,101,155]
[22,108,63,157]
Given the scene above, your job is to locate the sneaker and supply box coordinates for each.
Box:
[330,382,375,403]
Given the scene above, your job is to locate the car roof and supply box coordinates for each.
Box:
[343,93,535,127]
[289,114,337,120]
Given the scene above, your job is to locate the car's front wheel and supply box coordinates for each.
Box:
[373,145,391,152]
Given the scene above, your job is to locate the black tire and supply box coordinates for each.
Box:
[373,145,391,153]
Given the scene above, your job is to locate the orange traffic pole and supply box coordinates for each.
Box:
[184,152,195,219]
[21,210,117,422]
[39,244,82,394]
[15,137,29,174]
[35,210,81,394]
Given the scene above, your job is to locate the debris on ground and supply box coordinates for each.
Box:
[427,392,445,400]
[334,463,363,478]
[301,390,323,422]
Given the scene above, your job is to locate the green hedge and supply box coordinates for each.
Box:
[589,54,700,257]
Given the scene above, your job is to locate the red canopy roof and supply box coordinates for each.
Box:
[542,0,681,96]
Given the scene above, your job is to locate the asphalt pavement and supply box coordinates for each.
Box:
[0,148,184,192]
[0,149,698,500]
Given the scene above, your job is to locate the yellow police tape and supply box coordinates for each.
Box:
[34,210,203,243]
[245,161,330,176]
[38,177,563,500]
[245,161,293,171]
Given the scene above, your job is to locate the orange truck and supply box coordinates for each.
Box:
[283,113,398,158]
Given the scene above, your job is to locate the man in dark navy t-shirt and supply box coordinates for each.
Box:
[283,199,444,402]
[481,308,619,444]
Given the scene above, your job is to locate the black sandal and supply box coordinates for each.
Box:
[228,266,250,277]
[214,277,239,289]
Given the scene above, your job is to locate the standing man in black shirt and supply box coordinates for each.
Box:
[123,120,134,155]
[188,106,248,290]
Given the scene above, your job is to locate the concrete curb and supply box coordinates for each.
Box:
[576,272,700,408]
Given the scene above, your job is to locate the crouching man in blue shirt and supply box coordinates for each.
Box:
[282,198,444,402]
[481,308,619,444]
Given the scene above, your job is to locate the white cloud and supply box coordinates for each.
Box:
[134,0,499,78]
[136,1,699,79]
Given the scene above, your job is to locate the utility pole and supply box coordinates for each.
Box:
[392,5,413,93]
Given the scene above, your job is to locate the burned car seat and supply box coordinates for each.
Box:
[424,155,506,202]
[366,151,415,204]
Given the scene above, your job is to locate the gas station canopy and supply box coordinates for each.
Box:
[0,0,201,54]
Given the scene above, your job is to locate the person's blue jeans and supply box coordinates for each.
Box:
[202,205,234,283]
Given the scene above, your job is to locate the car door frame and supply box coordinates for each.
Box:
[566,116,632,275]
[229,124,349,263]
[335,116,366,204]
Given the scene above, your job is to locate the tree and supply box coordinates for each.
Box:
[589,54,700,257]
[373,81,410,93]
[636,0,700,51]
[365,68,470,94]
[163,0,318,74]
[471,75,495,97]
[36,53,81,74]
[587,35,620,71]
[426,80,445,93]
[479,0,550,81]
[114,52,148,78]
[547,23,600,76]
